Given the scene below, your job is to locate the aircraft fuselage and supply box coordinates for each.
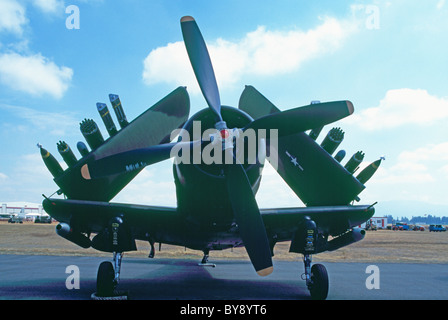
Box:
[171,106,266,249]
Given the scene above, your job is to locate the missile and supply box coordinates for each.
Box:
[97,102,118,137]
[77,141,90,157]
[320,127,344,155]
[356,157,384,184]
[39,145,64,178]
[57,141,78,168]
[80,118,104,150]
[109,94,129,129]
[345,151,365,174]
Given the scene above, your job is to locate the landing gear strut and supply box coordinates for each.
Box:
[293,217,329,300]
[92,216,133,300]
[93,252,128,300]
[198,249,216,267]
[303,254,328,300]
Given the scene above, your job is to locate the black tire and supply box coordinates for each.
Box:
[309,264,329,300]
[97,261,115,297]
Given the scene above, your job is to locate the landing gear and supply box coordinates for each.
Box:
[97,260,115,296]
[198,249,216,267]
[93,252,128,300]
[91,216,133,300]
[292,217,329,300]
[303,254,328,300]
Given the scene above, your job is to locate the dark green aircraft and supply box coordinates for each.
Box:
[41,16,381,300]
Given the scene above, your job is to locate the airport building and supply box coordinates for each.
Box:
[0,202,49,221]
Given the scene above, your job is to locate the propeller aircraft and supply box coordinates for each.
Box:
[40,16,381,300]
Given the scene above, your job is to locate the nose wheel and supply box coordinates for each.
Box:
[92,252,128,300]
[299,217,329,300]
[303,254,329,300]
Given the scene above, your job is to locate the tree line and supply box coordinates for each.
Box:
[385,215,448,225]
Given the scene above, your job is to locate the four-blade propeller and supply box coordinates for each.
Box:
[181,16,274,276]
[81,15,355,277]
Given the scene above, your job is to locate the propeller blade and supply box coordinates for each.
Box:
[224,149,273,276]
[244,100,354,138]
[181,16,222,122]
[81,141,201,180]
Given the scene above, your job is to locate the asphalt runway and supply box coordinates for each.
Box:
[1,255,447,300]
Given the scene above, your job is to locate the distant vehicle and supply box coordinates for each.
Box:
[7,208,26,224]
[429,225,446,232]
[34,215,52,224]
[412,225,425,231]
[365,220,377,231]
[8,217,23,224]
[392,222,409,231]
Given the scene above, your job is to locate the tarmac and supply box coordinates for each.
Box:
[0,254,447,300]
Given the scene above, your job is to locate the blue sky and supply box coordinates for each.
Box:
[0,0,447,217]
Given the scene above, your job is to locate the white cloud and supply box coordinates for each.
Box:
[0,103,78,136]
[363,142,448,205]
[142,17,358,94]
[398,142,448,163]
[441,164,448,177]
[113,163,178,206]
[0,0,27,35]
[256,161,304,208]
[0,52,73,99]
[0,153,57,203]
[347,89,448,131]
[31,0,65,14]
[373,142,448,186]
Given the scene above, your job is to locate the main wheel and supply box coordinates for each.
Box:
[97,261,115,297]
[309,264,329,300]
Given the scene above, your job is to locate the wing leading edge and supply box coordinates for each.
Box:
[43,198,179,234]
[261,204,375,255]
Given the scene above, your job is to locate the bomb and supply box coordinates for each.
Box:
[97,103,118,137]
[39,145,64,178]
[334,149,346,163]
[356,157,383,184]
[109,94,129,129]
[77,141,90,157]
